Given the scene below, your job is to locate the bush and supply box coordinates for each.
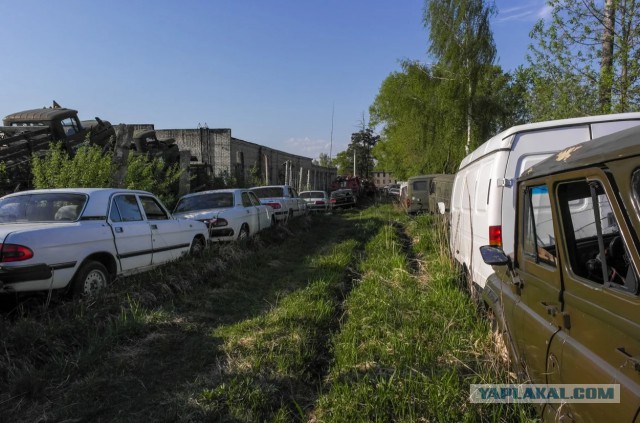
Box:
[31,143,182,203]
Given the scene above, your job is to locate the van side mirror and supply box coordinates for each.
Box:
[480,245,510,266]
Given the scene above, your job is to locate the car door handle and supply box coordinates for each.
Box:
[114,227,123,233]
[616,347,640,372]
[540,301,558,316]
[150,224,158,230]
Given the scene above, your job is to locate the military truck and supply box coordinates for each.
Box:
[0,104,115,168]
[479,125,640,422]
[130,129,180,165]
[0,104,115,192]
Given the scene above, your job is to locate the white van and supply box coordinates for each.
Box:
[450,113,640,292]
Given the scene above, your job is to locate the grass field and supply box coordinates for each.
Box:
[0,202,535,422]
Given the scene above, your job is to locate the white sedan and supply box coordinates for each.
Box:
[0,188,209,297]
[173,189,273,241]
[299,190,330,212]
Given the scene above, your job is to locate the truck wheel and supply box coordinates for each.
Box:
[238,224,250,241]
[72,260,109,298]
[190,236,205,256]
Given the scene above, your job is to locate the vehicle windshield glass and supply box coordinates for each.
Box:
[251,187,284,198]
[174,193,234,212]
[0,193,86,223]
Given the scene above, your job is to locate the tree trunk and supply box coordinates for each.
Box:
[599,0,615,113]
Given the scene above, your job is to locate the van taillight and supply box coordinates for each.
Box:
[489,226,502,247]
[1,244,34,262]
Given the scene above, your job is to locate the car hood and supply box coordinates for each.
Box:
[173,209,222,221]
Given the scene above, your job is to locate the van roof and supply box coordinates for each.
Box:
[459,112,640,169]
[521,124,640,181]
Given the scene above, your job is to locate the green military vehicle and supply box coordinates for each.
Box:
[404,174,454,214]
[131,129,180,165]
[480,125,640,421]
[0,104,115,167]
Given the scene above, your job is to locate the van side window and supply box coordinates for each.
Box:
[558,180,636,292]
[523,185,556,266]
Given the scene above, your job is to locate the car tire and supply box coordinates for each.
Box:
[238,224,250,241]
[190,236,205,256]
[72,260,109,298]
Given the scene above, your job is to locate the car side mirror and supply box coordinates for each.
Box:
[480,245,510,266]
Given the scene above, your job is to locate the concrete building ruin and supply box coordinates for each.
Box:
[153,127,336,192]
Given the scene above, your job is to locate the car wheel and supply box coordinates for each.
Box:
[190,236,205,256]
[72,260,109,298]
[238,224,250,241]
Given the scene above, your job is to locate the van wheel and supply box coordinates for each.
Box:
[72,261,109,298]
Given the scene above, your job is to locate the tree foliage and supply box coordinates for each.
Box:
[424,0,497,155]
[528,0,640,118]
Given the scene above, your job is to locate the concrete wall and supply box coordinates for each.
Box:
[147,127,336,192]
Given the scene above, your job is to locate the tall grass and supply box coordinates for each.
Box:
[0,204,535,422]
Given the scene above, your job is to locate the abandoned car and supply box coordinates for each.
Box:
[480,125,640,422]
[0,188,208,297]
[173,188,273,241]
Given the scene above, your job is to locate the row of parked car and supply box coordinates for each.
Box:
[445,113,640,421]
[0,181,361,299]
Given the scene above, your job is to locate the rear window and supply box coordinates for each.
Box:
[300,191,324,198]
[0,193,86,223]
[251,187,284,198]
[412,181,429,191]
[175,192,234,212]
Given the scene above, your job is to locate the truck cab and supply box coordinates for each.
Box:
[1,106,114,155]
[480,125,640,421]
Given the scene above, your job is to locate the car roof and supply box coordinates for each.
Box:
[521,124,640,181]
[0,188,156,217]
[179,189,241,199]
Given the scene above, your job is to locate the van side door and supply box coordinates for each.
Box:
[512,181,563,384]
[548,174,640,421]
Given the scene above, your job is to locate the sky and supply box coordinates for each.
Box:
[0,0,552,161]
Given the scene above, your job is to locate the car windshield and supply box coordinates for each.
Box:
[175,192,234,212]
[251,187,284,198]
[0,193,86,223]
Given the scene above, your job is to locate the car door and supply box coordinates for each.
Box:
[138,194,190,264]
[109,193,153,271]
[511,181,563,385]
[240,191,260,235]
[248,191,270,230]
[547,175,640,422]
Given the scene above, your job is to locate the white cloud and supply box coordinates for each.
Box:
[284,136,333,161]
[495,1,550,23]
